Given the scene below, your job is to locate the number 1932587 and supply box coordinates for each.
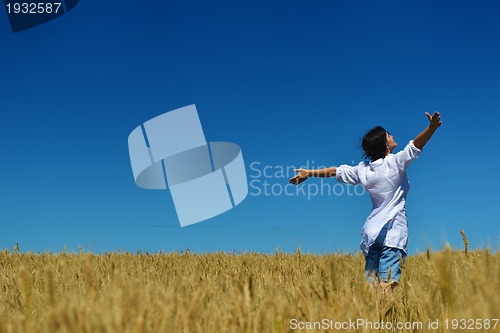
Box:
[444,318,499,330]
[5,2,62,14]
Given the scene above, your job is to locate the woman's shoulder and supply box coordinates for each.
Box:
[356,161,370,168]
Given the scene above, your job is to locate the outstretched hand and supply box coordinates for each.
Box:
[425,111,442,129]
[289,168,309,185]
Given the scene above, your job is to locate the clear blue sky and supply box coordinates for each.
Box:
[1,0,498,254]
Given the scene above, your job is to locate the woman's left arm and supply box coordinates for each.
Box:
[288,167,337,185]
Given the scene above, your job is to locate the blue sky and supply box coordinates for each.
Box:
[0,0,499,254]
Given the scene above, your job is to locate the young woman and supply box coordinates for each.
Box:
[289,112,442,294]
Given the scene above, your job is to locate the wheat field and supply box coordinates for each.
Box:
[0,245,498,333]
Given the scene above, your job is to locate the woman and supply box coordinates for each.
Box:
[289,112,442,294]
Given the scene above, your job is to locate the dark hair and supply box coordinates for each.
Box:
[362,126,388,162]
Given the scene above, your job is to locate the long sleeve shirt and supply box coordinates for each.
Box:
[335,140,422,256]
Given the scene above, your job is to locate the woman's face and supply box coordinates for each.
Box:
[386,132,398,153]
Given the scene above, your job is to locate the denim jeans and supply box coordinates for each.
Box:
[364,223,406,283]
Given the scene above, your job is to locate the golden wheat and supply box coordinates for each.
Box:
[0,247,498,333]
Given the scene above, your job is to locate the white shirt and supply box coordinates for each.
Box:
[335,140,422,256]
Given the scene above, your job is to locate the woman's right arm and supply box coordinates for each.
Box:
[413,112,442,150]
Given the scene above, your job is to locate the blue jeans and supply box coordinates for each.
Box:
[365,224,406,284]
